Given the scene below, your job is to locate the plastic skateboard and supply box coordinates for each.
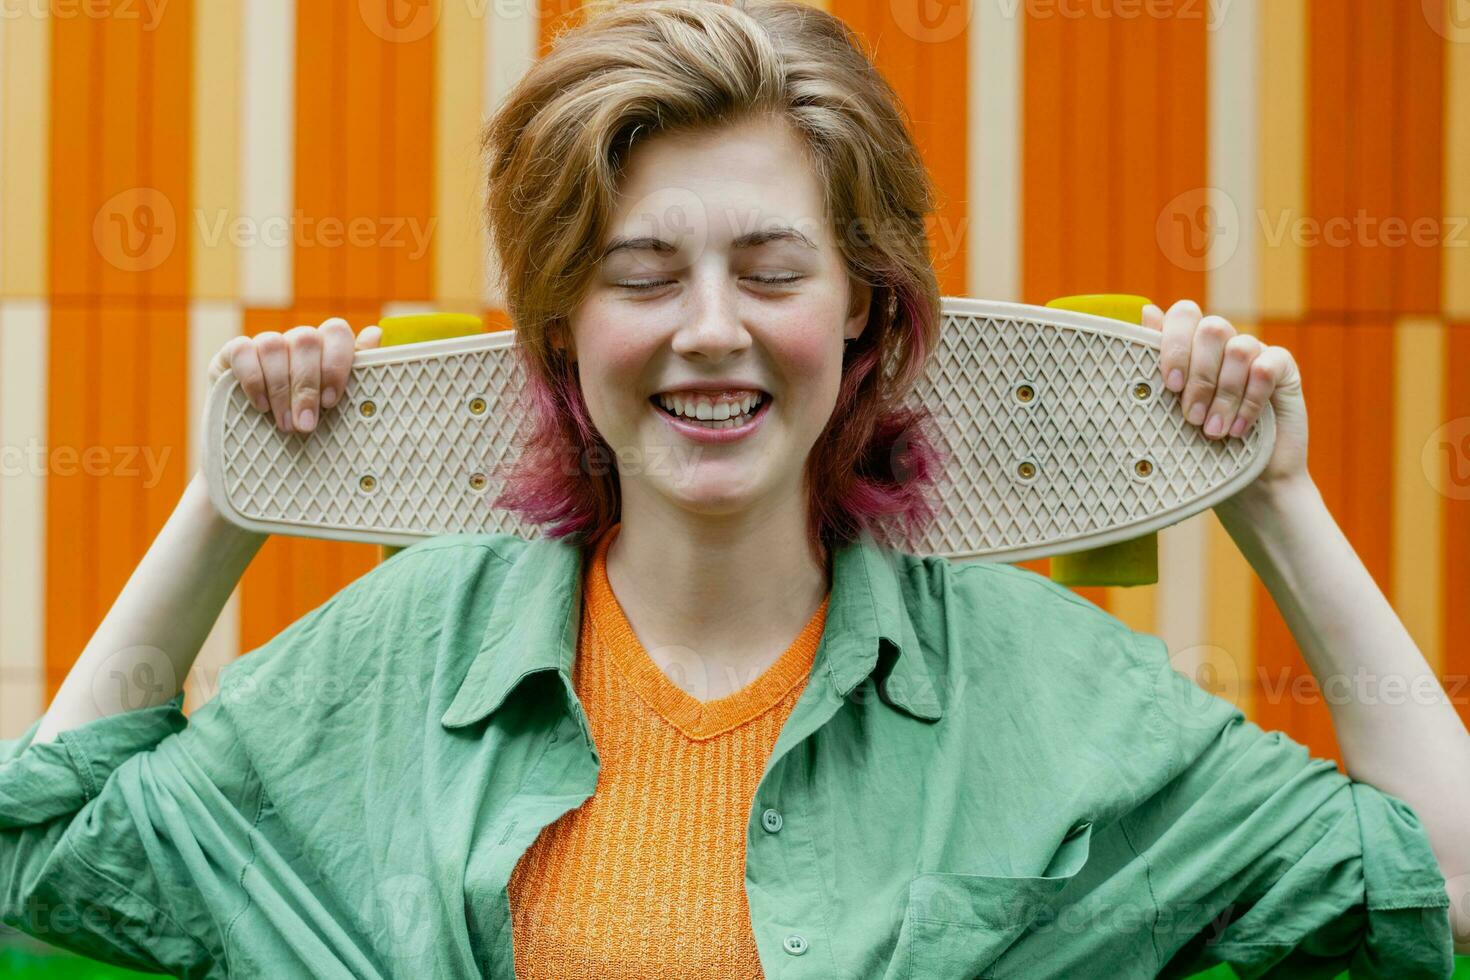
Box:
[201,297,1274,583]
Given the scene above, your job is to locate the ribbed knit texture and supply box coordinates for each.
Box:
[506,522,829,978]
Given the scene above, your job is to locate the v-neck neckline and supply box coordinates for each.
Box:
[580,523,829,740]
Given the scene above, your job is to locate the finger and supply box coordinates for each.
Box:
[224,337,270,412]
[285,325,323,433]
[1182,313,1233,428]
[1229,345,1285,438]
[318,318,354,410]
[355,324,383,349]
[254,331,293,432]
[1202,334,1263,439]
[1141,303,1163,331]
[1159,299,1201,397]
[207,342,234,389]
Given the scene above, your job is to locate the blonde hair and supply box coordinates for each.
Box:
[481,0,947,558]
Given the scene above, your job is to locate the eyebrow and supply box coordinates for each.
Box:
[598,225,819,262]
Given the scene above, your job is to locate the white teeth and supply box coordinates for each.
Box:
[656,391,764,422]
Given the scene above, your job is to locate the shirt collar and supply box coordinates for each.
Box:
[440,527,944,731]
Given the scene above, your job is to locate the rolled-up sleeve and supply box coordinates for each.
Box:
[1127,630,1455,980]
[0,559,389,978]
[0,690,261,978]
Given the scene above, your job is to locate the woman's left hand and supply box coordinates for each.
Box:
[1142,299,1310,505]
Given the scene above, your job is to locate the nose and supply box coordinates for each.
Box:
[668,273,751,361]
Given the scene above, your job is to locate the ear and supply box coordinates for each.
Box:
[844,277,873,344]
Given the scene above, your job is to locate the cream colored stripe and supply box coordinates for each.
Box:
[1208,0,1257,321]
[1153,516,1205,665]
[482,0,539,310]
[969,0,1021,301]
[241,0,295,306]
[1393,316,1446,674]
[435,0,487,313]
[0,301,48,737]
[1256,0,1305,320]
[1446,2,1470,317]
[1,10,49,297]
[184,301,243,714]
[192,0,242,299]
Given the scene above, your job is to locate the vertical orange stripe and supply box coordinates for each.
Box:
[44,309,94,700]
[1021,6,1064,306]
[915,5,968,297]
[44,13,98,693]
[99,1,144,304]
[294,0,335,306]
[49,17,98,300]
[387,20,434,300]
[1068,11,1111,291]
[1306,0,1348,318]
[147,0,192,303]
[1157,10,1207,305]
[96,306,144,616]
[1398,4,1444,314]
[344,5,384,305]
[1117,11,1161,298]
[1348,0,1395,317]
[145,0,193,535]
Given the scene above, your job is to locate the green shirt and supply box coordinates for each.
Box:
[0,530,1453,978]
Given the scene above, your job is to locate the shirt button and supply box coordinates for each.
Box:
[782,933,808,956]
[761,808,783,833]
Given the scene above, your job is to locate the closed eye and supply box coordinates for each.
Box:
[617,274,806,292]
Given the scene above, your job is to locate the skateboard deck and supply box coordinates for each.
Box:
[201,297,1274,564]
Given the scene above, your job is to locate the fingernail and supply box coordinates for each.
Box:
[1188,401,1207,425]
[1205,414,1222,437]
[1167,369,1184,391]
[298,408,314,431]
[254,394,269,412]
[1230,417,1246,437]
[323,387,336,409]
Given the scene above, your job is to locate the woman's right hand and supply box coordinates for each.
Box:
[206,318,383,433]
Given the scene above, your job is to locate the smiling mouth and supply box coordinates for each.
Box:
[649,392,769,430]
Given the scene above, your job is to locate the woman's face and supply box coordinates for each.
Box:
[565,114,871,522]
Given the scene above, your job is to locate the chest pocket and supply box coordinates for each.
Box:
[901,820,1094,980]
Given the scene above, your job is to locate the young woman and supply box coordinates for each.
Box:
[4,1,1465,977]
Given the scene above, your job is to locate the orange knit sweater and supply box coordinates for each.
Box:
[506,523,830,978]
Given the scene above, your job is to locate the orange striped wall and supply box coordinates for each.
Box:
[2,0,1467,773]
